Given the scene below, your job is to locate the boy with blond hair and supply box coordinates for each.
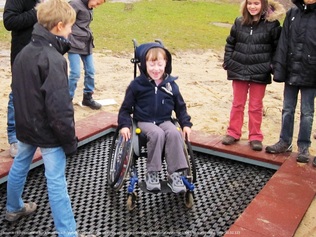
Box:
[4,0,93,236]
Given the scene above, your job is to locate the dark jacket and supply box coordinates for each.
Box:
[223,0,285,84]
[273,0,316,87]
[12,23,77,155]
[68,0,94,55]
[118,43,192,130]
[3,0,38,65]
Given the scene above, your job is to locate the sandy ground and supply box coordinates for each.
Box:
[0,45,315,235]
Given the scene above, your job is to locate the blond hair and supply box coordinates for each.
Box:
[36,0,76,31]
[146,48,168,62]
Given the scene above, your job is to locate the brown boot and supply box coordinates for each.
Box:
[222,135,238,145]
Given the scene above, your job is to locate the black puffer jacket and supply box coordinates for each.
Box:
[273,0,316,87]
[3,0,38,65]
[223,0,285,84]
[12,23,77,155]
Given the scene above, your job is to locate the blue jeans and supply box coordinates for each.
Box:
[7,92,17,144]
[68,53,95,98]
[6,142,77,237]
[280,84,316,149]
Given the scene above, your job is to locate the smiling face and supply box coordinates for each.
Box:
[146,49,167,81]
[247,0,262,20]
[146,52,166,81]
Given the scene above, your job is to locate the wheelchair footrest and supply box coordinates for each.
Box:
[139,180,186,194]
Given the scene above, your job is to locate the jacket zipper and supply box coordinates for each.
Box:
[153,86,158,124]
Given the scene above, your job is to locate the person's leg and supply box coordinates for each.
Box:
[159,121,188,174]
[279,84,299,144]
[81,54,101,110]
[265,84,297,154]
[81,54,95,94]
[137,122,164,172]
[298,87,316,148]
[226,80,249,139]
[6,141,37,212]
[158,121,187,193]
[41,146,77,237]
[296,87,316,162]
[68,53,81,99]
[248,82,266,141]
[7,91,18,157]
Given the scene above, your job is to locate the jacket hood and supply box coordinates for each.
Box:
[265,0,286,21]
[136,42,172,75]
[292,0,316,11]
[240,0,286,22]
[32,23,71,55]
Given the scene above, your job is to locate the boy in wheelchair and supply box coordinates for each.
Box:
[118,42,192,193]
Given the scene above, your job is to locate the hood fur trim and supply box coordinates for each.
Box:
[240,0,286,22]
[266,0,286,22]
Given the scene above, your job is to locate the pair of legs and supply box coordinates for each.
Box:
[68,53,95,99]
[278,84,315,151]
[226,80,266,141]
[137,121,188,174]
[6,142,77,237]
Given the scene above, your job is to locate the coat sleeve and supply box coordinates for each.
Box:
[173,83,192,128]
[118,83,135,130]
[3,0,37,31]
[223,17,238,70]
[41,57,78,156]
[272,10,292,82]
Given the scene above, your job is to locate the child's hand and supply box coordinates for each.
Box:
[120,127,131,141]
[182,126,191,141]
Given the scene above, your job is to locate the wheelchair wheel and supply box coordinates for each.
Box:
[108,128,134,191]
[127,192,138,211]
[185,191,194,208]
[184,138,197,183]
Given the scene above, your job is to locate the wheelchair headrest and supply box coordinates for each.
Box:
[135,42,172,75]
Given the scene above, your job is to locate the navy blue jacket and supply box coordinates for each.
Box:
[118,73,192,130]
[118,42,191,129]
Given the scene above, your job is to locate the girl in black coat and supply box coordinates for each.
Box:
[222,0,285,151]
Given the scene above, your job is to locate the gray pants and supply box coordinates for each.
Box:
[137,121,188,174]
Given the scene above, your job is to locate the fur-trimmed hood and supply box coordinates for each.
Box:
[266,0,286,21]
[240,0,286,22]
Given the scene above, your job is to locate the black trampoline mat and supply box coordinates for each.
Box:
[0,133,275,236]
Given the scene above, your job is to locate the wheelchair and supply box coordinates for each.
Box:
[107,39,197,211]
